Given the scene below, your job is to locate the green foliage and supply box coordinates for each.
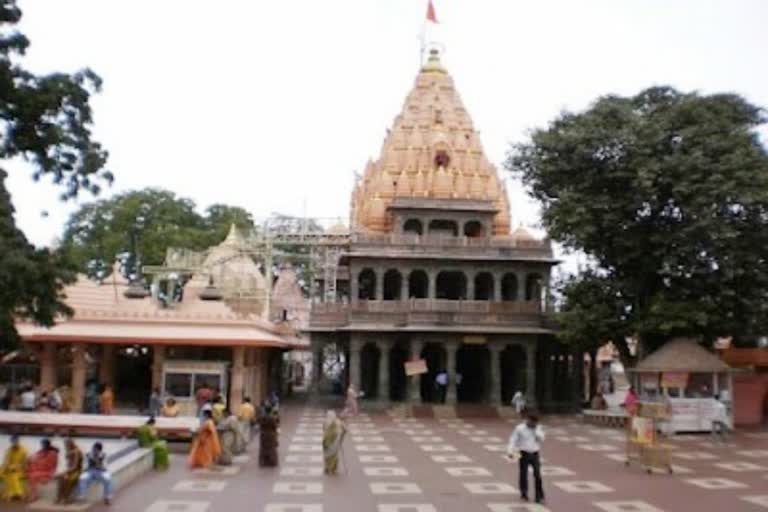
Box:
[1,0,110,349]
[61,189,255,273]
[508,87,768,360]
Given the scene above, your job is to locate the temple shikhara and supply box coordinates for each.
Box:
[308,49,578,410]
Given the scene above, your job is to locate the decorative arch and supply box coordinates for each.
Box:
[383,269,403,300]
[403,219,423,235]
[408,270,428,299]
[436,271,467,300]
[428,219,458,237]
[474,272,494,300]
[501,273,518,301]
[463,220,485,238]
[358,268,376,300]
[526,273,543,302]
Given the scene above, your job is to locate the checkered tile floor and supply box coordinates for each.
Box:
[24,405,766,512]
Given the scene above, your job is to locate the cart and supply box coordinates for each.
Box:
[624,402,673,474]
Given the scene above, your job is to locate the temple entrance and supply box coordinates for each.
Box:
[420,343,445,403]
[114,345,152,410]
[389,342,409,401]
[456,344,489,403]
[360,343,380,399]
[501,344,527,404]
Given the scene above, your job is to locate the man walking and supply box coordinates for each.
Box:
[434,371,447,403]
[507,412,545,504]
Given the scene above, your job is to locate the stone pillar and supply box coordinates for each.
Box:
[445,341,459,404]
[377,339,391,401]
[350,271,359,304]
[408,338,424,402]
[311,340,324,394]
[400,272,409,300]
[99,345,115,388]
[151,346,165,391]
[494,273,503,301]
[374,269,383,301]
[428,271,437,299]
[71,343,87,413]
[39,342,57,391]
[489,343,502,405]
[518,272,527,302]
[349,336,363,390]
[466,272,475,300]
[230,346,246,412]
[525,342,537,408]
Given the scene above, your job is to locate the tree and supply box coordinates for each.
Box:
[1,1,110,349]
[507,87,768,362]
[61,189,256,274]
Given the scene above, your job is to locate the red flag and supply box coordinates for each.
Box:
[426,0,438,23]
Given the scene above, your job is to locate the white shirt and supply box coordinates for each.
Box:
[20,390,36,409]
[507,423,545,454]
[712,400,731,427]
[435,373,447,386]
[511,392,526,412]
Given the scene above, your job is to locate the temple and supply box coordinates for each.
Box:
[13,227,303,415]
[308,50,577,411]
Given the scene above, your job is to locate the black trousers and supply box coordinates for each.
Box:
[519,451,544,501]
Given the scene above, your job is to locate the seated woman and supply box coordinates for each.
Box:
[26,438,60,501]
[136,417,170,470]
[1,434,28,501]
[56,438,82,504]
[258,404,279,467]
[161,397,180,417]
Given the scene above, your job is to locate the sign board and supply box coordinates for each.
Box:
[661,372,689,389]
[405,359,428,376]
[630,416,656,445]
[463,335,487,345]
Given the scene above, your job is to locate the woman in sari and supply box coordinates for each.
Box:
[56,438,82,504]
[188,410,221,469]
[1,434,28,501]
[322,410,346,475]
[136,417,170,470]
[99,385,115,415]
[258,404,279,467]
[26,438,60,501]
[342,385,362,418]
[217,409,246,466]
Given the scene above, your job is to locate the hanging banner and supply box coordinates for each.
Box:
[405,359,428,376]
[661,372,689,388]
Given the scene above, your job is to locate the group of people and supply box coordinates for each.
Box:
[1,435,113,505]
[0,380,116,415]
[188,392,280,471]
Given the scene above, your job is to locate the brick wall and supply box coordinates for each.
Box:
[733,373,768,426]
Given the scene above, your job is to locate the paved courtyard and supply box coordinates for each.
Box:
[13,405,768,512]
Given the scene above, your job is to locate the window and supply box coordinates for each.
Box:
[403,219,423,235]
[464,221,484,238]
[194,373,222,394]
[408,270,428,298]
[428,219,458,237]
[164,373,192,398]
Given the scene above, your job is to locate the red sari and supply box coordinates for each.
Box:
[26,448,59,500]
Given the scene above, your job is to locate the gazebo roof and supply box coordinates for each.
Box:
[634,337,730,373]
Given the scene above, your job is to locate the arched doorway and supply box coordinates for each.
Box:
[456,344,489,403]
[428,219,458,237]
[526,273,543,302]
[501,273,518,301]
[463,220,485,238]
[420,343,445,403]
[501,345,527,405]
[389,342,409,401]
[403,219,423,235]
[436,271,467,300]
[360,343,379,399]
[408,270,428,298]
[383,269,403,300]
[474,272,494,300]
[358,268,377,300]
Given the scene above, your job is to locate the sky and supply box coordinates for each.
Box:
[6,0,768,274]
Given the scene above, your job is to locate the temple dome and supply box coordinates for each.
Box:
[352,49,512,234]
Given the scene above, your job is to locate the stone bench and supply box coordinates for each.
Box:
[33,444,153,507]
[583,409,628,428]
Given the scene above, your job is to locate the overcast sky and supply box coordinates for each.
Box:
[7,0,768,268]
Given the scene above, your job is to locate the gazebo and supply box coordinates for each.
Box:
[629,338,732,432]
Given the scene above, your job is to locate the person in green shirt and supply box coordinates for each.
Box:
[136,417,169,470]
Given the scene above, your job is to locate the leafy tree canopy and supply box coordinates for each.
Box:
[1,0,111,349]
[61,188,255,275]
[508,86,768,361]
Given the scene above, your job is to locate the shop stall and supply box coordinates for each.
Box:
[628,338,732,434]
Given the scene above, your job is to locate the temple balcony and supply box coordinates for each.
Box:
[308,299,554,330]
[347,233,554,261]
